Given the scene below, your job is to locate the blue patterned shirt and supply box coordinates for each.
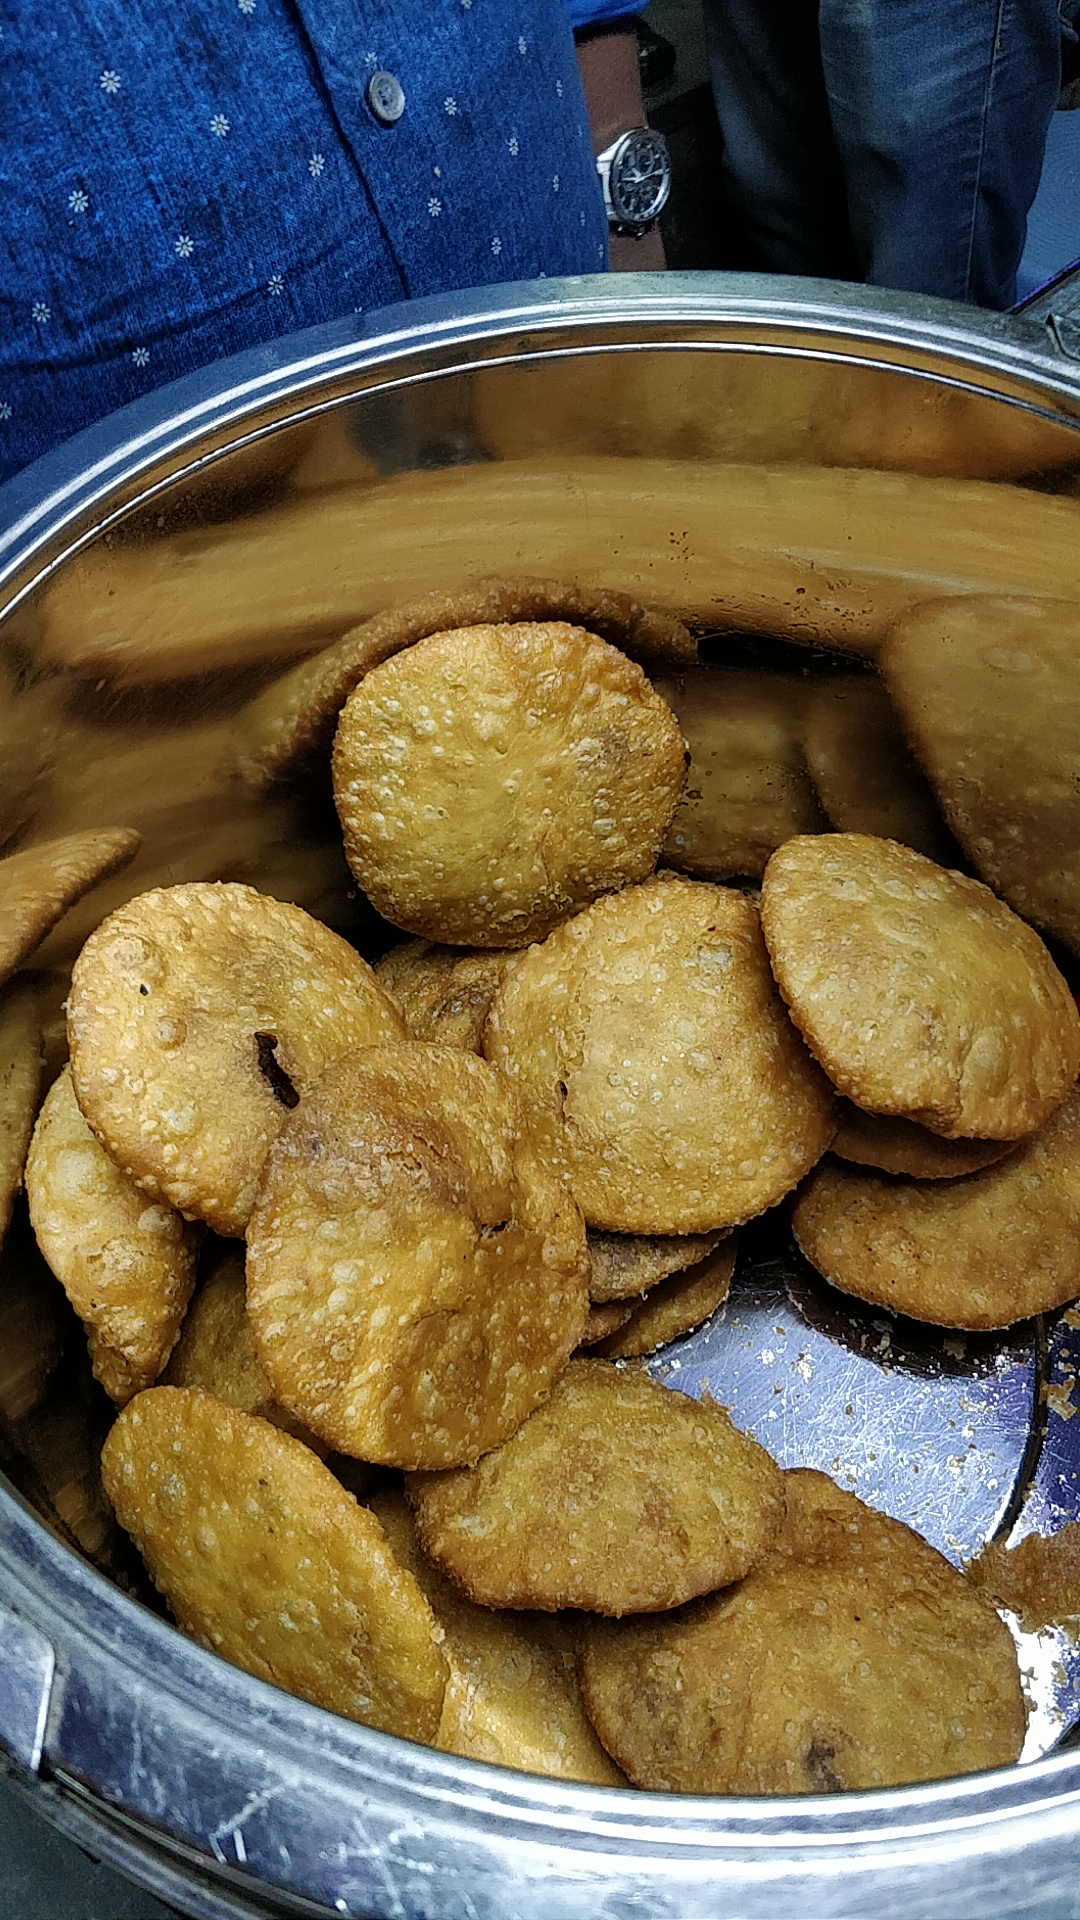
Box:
[0,2,610,484]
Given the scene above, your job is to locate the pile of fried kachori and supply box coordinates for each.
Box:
[758,833,1080,1330]
[14,581,1080,1796]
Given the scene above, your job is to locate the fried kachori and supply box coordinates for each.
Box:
[802,675,953,861]
[26,1066,200,1403]
[882,593,1080,954]
[656,668,824,879]
[761,833,1080,1140]
[792,1084,1080,1329]
[586,1226,728,1304]
[968,1524,1080,1630]
[595,1238,737,1358]
[577,1468,1025,1792]
[162,1243,325,1451]
[578,1300,637,1346]
[101,1387,448,1741]
[406,1358,784,1615]
[239,574,696,788]
[332,621,688,948]
[67,882,406,1237]
[370,1488,626,1784]
[0,978,42,1242]
[485,875,835,1234]
[0,828,141,989]
[831,1101,1016,1180]
[246,1044,589,1469]
[375,939,516,1052]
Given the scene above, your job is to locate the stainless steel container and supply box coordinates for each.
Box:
[3,274,1080,1920]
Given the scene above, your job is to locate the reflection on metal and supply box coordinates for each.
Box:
[1048,312,1080,362]
[0,1605,53,1774]
[646,1224,1080,1760]
[1014,1616,1078,1763]
[650,1225,1036,1567]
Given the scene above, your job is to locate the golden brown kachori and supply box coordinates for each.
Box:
[882,594,1080,954]
[67,882,405,1237]
[485,875,835,1233]
[375,939,516,1052]
[0,978,42,1242]
[656,668,824,879]
[577,1468,1025,1791]
[406,1358,784,1615]
[26,1066,200,1403]
[163,1243,325,1451]
[802,674,953,861]
[246,1044,589,1469]
[792,1084,1080,1329]
[332,621,688,948]
[101,1388,448,1740]
[586,1227,727,1303]
[831,1101,1016,1179]
[370,1488,627,1783]
[596,1238,737,1358]
[0,828,141,989]
[968,1524,1080,1629]
[578,1300,637,1345]
[239,574,696,788]
[761,833,1080,1140]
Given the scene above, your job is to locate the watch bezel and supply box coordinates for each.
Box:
[598,127,671,237]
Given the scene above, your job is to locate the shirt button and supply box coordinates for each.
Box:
[366,70,405,125]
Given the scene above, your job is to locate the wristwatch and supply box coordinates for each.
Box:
[595,127,671,237]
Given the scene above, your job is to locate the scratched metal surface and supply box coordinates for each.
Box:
[647,1214,1080,1760]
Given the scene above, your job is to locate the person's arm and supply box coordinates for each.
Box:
[574,22,667,271]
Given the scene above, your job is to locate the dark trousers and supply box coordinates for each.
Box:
[703,0,1073,308]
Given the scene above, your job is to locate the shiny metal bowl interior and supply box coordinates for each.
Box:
[3,274,1080,1919]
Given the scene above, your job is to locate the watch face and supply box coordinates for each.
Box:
[609,130,671,228]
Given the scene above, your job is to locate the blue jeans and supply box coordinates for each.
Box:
[702,0,1075,307]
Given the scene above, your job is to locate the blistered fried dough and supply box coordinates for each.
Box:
[333,623,688,949]
[486,876,834,1234]
[246,1044,588,1468]
[802,676,954,862]
[831,1101,1015,1180]
[0,980,42,1242]
[882,595,1080,954]
[370,1490,627,1783]
[162,1245,325,1452]
[375,941,516,1053]
[596,1239,737,1359]
[26,1067,199,1403]
[578,1467,1025,1793]
[239,576,696,788]
[407,1359,784,1615]
[67,882,405,1237]
[101,1388,448,1740]
[578,1300,637,1346]
[0,829,141,989]
[968,1525,1080,1629]
[656,670,824,879]
[761,835,1080,1141]
[793,1085,1080,1329]
[586,1227,726,1303]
